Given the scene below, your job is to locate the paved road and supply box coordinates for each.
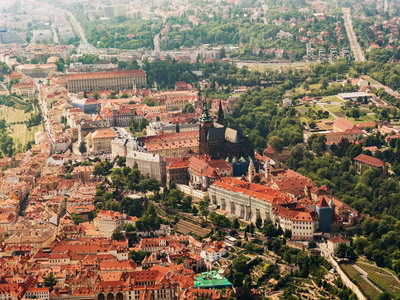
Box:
[64,10,88,45]
[343,8,366,62]
[233,60,317,69]
[361,75,400,99]
[51,24,59,44]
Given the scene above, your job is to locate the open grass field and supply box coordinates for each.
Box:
[0,105,40,151]
[340,263,381,300]
[8,124,40,151]
[356,261,400,298]
[295,83,322,94]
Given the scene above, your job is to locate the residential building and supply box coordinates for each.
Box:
[11,81,36,98]
[166,158,190,186]
[327,236,350,251]
[94,210,137,237]
[200,241,227,262]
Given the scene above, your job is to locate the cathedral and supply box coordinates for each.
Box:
[198,100,254,161]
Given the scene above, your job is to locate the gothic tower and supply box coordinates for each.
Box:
[199,100,214,155]
[217,100,224,125]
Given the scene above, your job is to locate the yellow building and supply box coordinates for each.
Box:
[87,128,117,154]
[62,70,146,93]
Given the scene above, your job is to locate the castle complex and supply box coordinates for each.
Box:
[198,100,254,161]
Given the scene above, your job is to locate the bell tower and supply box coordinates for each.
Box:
[199,100,214,155]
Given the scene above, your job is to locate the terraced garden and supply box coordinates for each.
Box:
[356,261,400,298]
[176,219,211,237]
[340,263,381,300]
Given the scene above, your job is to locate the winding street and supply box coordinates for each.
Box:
[343,8,366,62]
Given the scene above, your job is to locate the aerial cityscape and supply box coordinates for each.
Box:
[0,0,399,299]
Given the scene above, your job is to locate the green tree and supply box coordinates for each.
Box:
[71,213,82,225]
[335,242,348,258]
[79,142,87,153]
[122,223,136,232]
[255,216,262,229]
[308,240,317,249]
[268,136,284,152]
[43,273,57,291]
[234,218,240,229]
[111,228,125,241]
[117,156,126,167]
[129,250,151,264]
[199,196,210,220]
[307,134,326,156]
[321,78,329,90]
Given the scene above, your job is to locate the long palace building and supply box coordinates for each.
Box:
[54,70,147,93]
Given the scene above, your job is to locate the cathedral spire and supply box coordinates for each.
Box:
[217,100,224,125]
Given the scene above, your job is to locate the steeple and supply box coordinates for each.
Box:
[217,100,224,125]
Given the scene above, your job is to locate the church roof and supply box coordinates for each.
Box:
[225,128,241,143]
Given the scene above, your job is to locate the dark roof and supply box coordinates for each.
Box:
[354,154,385,167]
[207,127,225,141]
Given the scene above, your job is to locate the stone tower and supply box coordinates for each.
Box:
[217,100,224,125]
[199,100,214,156]
[248,159,256,183]
[264,158,272,182]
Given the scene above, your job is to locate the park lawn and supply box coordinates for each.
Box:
[340,263,381,300]
[355,262,400,298]
[8,124,40,151]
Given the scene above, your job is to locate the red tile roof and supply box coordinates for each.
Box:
[317,197,330,208]
[354,154,385,167]
[67,70,146,80]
